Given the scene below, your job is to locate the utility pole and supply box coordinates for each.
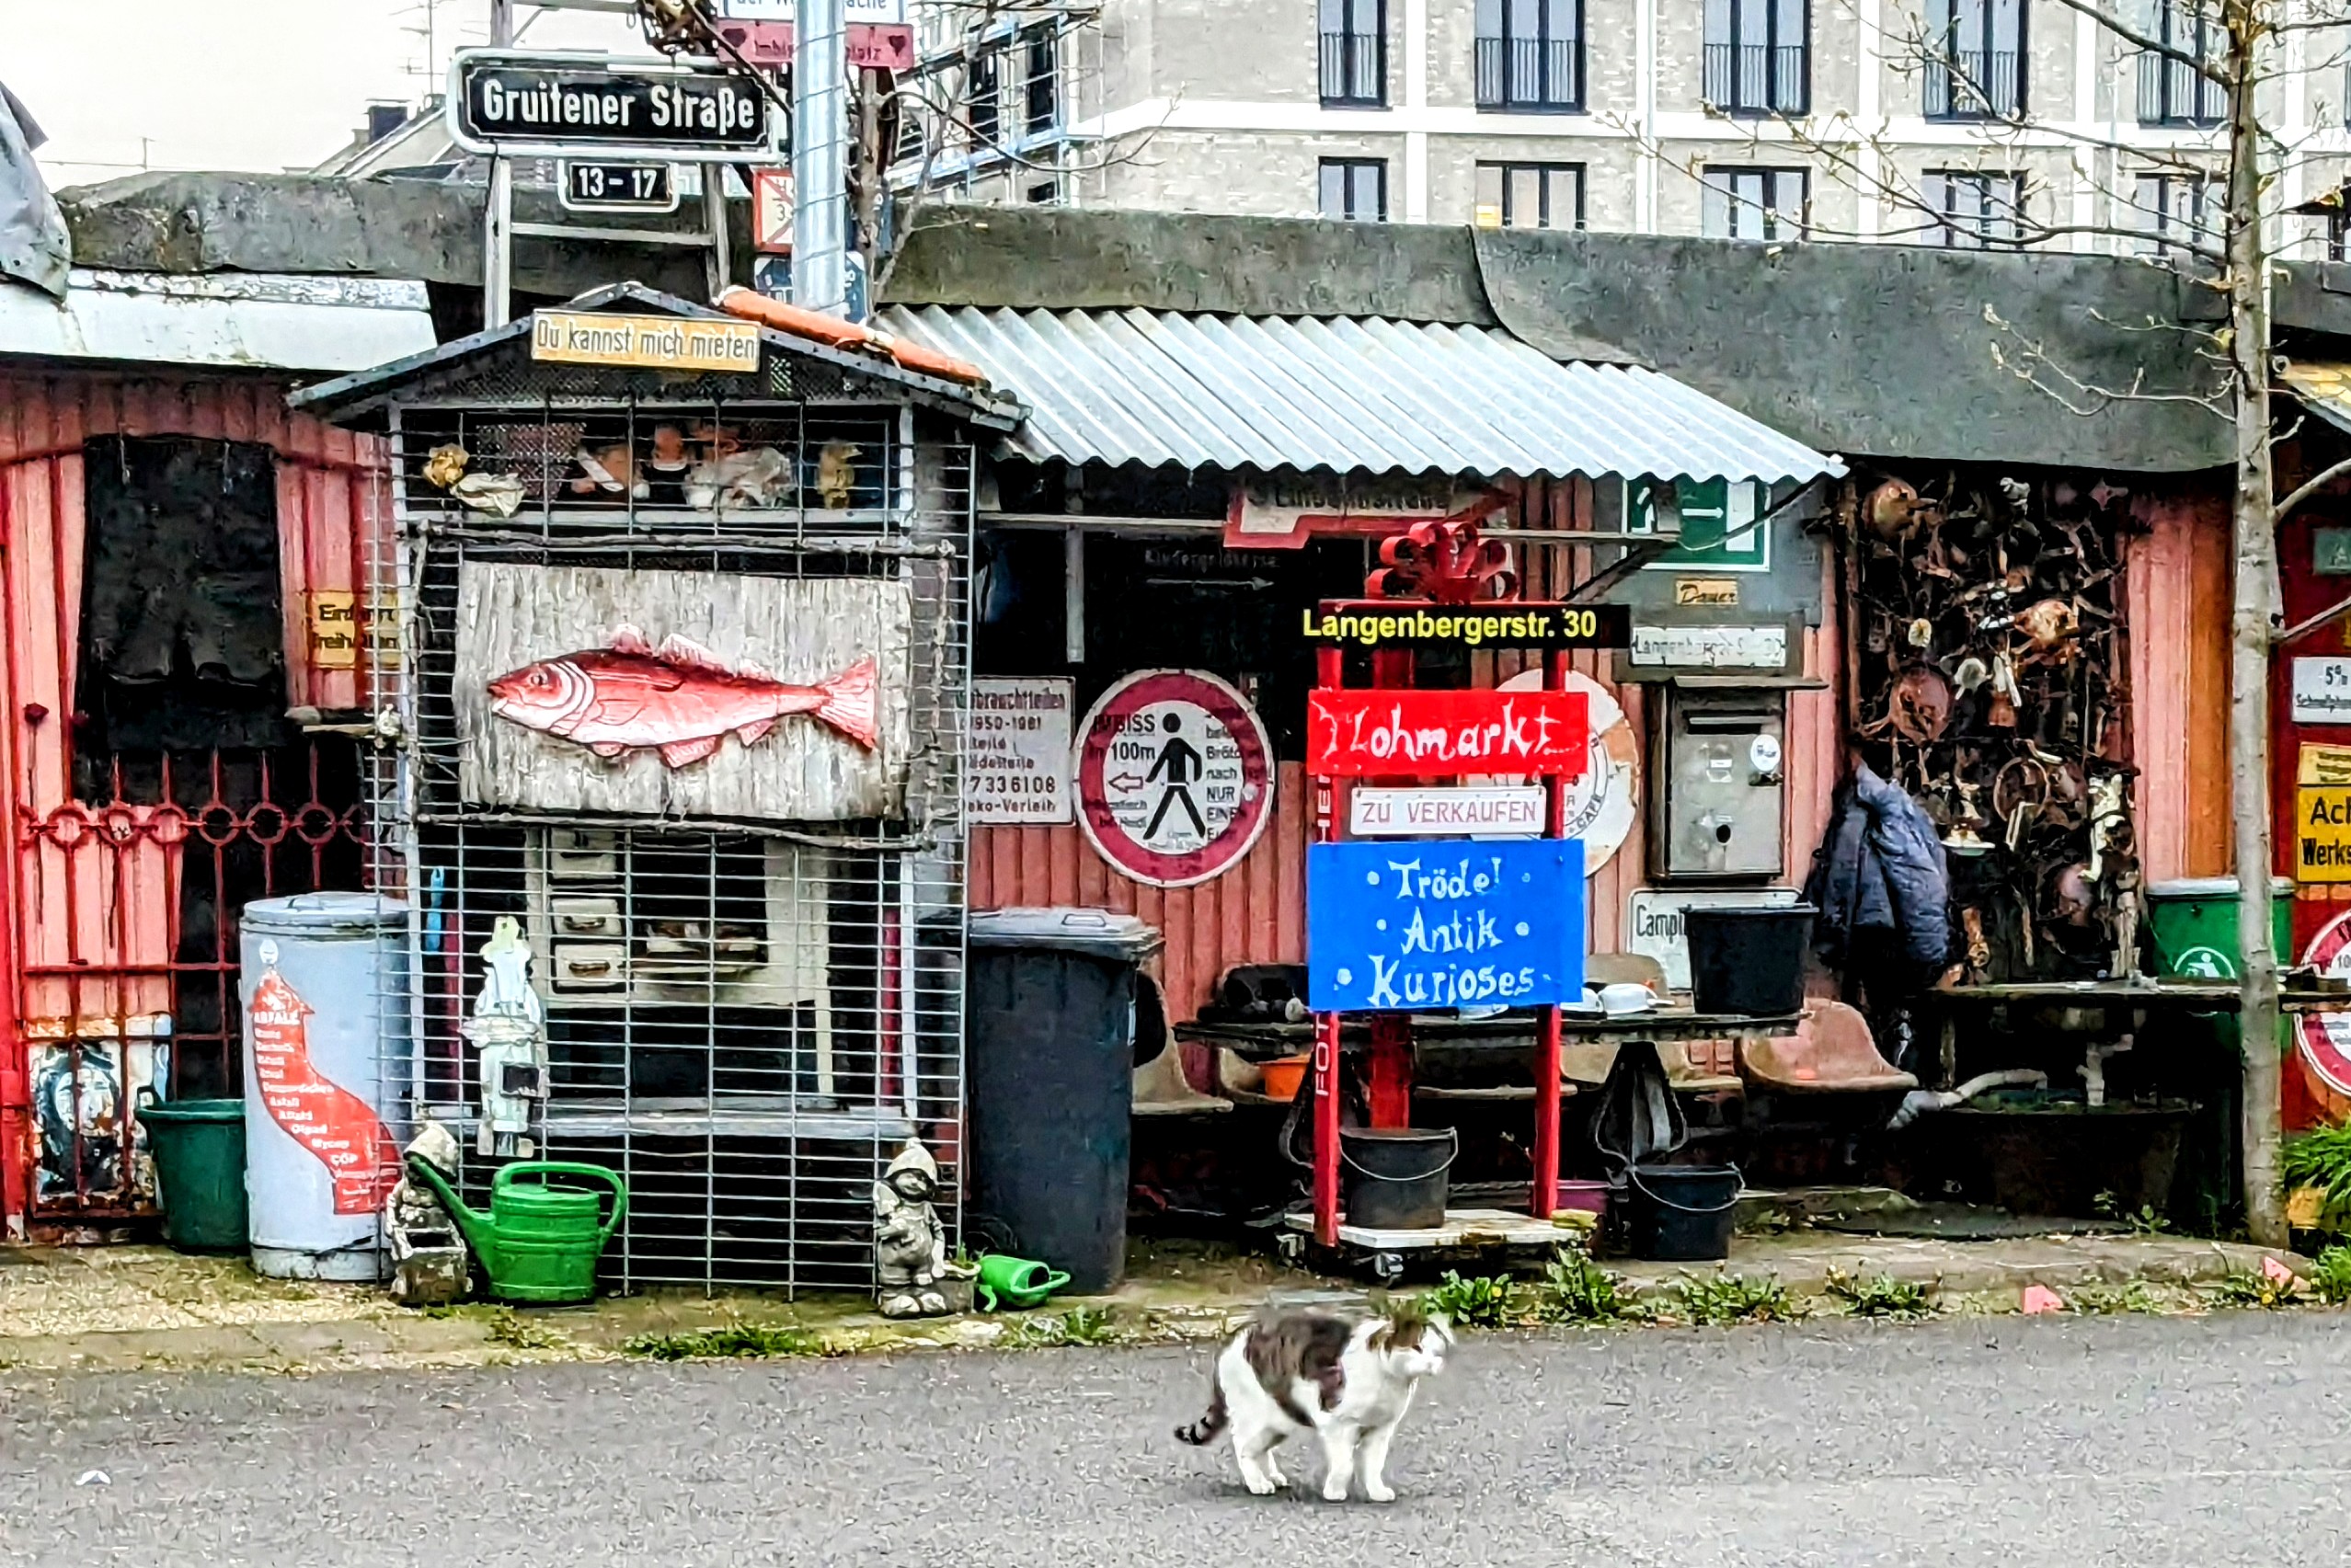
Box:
[792,0,850,314]
[483,0,516,328]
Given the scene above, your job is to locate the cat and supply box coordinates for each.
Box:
[1176,1301,1452,1502]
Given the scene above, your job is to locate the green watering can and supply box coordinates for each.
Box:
[976,1253,1072,1311]
[404,1155,627,1304]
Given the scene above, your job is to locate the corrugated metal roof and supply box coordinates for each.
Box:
[0,268,435,372]
[2283,361,2351,436]
[876,304,1842,484]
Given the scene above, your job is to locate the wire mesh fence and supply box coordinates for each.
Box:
[368,386,971,1293]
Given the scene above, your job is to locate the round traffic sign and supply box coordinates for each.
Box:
[2299,911,2351,1099]
[1073,670,1273,888]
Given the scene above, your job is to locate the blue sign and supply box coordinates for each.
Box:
[1306,838,1585,1013]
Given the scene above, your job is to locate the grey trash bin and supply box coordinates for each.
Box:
[965,909,1164,1293]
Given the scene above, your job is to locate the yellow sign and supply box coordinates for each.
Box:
[308,591,358,670]
[1674,578,1740,607]
[2299,785,2351,881]
[529,311,761,373]
[2303,743,2351,785]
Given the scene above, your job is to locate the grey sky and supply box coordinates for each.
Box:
[6,1,634,189]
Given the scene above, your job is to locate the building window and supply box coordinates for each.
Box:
[1474,0,1585,112]
[1703,0,1808,117]
[2132,171,2222,256]
[1320,0,1387,108]
[1026,177,1061,204]
[1922,169,2024,246]
[2139,0,2226,126]
[1476,161,1586,228]
[968,48,1003,148]
[2330,208,2348,263]
[1319,157,1389,221]
[1922,0,2025,119]
[1024,31,1060,136]
[1702,166,1807,240]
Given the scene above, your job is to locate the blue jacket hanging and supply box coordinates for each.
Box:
[1805,762,1955,973]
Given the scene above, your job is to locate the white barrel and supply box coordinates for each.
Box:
[239,893,412,1281]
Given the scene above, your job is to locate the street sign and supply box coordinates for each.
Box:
[448,51,773,161]
[1073,669,1274,887]
[529,312,762,373]
[1306,838,1585,1012]
[558,160,678,214]
[710,17,918,68]
[1300,601,1629,650]
[1306,688,1588,778]
[752,168,795,252]
[2294,657,2351,724]
[2299,912,2351,1097]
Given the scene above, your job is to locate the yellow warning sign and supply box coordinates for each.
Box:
[2299,784,2351,881]
[2302,743,2351,785]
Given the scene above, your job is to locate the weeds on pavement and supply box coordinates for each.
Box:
[2068,1281,2162,1315]
[1531,1247,1636,1323]
[1823,1268,1935,1318]
[1424,1270,1518,1328]
[1003,1306,1118,1347]
[2208,1268,2301,1310]
[623,1322,834,1360]
[485,1309,570,1352]
[1671,1272,1791,1325]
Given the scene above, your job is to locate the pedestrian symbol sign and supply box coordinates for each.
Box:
[1074,669,1274,887]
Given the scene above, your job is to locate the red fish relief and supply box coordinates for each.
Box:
[248,969,403,1216]
[487,625,879,770]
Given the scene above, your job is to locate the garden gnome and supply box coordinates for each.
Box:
[872,1138,974,1318]
[463,916,547,1158]
[387,1119,469,1306]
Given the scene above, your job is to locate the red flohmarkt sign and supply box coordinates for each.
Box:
[1306,688,1588,778]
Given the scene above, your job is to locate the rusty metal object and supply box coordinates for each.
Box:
[1887,665,1955,742]
[1864,477,1926,540]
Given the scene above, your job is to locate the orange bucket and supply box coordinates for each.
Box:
[1257,1055,1311,1102]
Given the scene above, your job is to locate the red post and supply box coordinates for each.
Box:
[1530,647,1570,1219]
[1368,1013,1411,1128]
[1313,642,1342,1246]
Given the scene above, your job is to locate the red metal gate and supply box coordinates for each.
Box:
[0,372,388,1233]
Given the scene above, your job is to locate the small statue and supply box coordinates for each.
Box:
[872,1138,974,1318]
[462,916,548,1159]
[387,1119,468,1306]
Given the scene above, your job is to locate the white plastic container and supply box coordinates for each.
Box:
[239,893,412,1281]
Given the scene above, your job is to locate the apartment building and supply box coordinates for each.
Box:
[904,0,2351,256]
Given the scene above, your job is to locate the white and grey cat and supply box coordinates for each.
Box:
[1176,1302,1452,1502]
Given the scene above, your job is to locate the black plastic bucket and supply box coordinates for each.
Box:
[1685,905,1816,1016]
[1623,1162,1742,1261]
[1339,1127,1457,1230]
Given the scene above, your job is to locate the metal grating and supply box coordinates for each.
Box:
[368,388,972,1293]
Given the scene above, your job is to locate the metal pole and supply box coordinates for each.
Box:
[482,0,516,329]
[792,0,850,313]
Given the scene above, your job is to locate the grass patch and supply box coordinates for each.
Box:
[2093,1192,2173,1237]
[484,1309,570,1352]
[1531,1247,1639,1324]
[2281,1126,2351,1233]
[1002,1306,1119,1348]
[1423,1271,1518,1329]
[2311,1245,2351,1305]
[1671,1272,1792,1326]
[622,1321,833,1360]
[1823,1268,1935,1319]
[2208,1268,2302,1310]
[2068,1281,2162,1315]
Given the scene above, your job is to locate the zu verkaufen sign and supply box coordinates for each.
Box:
[449,52,771,159]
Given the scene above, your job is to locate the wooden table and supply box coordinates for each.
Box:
[1914,979,2350,1085]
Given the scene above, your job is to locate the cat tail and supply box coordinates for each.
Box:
[1175,1368,1229,1446]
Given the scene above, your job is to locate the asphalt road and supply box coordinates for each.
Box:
[6,1311,2351,1567]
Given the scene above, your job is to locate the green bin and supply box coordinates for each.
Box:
[137,1096,249,1253]
[2145,876,2293,979]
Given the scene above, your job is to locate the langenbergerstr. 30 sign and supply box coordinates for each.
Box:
[448,51,773,160]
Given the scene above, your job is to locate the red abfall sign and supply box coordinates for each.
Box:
[249,969,402,1215]
[1307,688,1588,779]
[2299,911,2351,1098]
